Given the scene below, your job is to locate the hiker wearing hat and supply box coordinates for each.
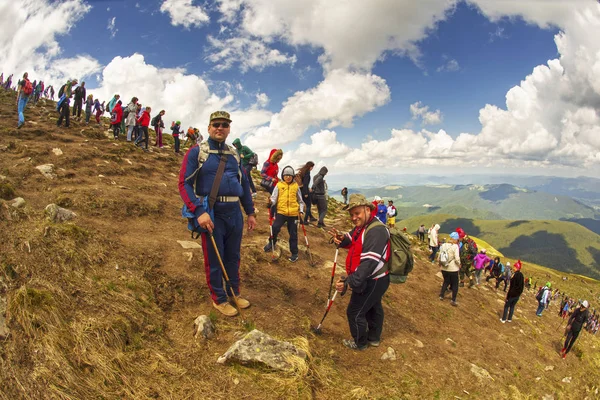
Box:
[500,260,524,323]
[232,138,258,197]
[263,166,305,262]
[562,300,590,359]
[438,232,461,306]
[472,248,491,286]
[536,281,552,317]
[260,149,283,194]
[178,111,256,317]
[57,78,78,129]
[458,231,478,288]
[330,193,391,350]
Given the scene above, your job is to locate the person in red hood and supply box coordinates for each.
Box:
[111,100,123,140]
[136,106,151,151]
[371,196,381,218]
[260,149,283,194]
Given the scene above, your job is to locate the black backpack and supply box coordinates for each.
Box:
[58,84,66,98]
[248,153,258,166]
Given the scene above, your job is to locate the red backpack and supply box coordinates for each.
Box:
[23,80,33,95]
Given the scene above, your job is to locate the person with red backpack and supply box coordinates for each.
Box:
[16,72,32,128]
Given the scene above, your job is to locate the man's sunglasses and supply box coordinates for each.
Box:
[211,122,230,128]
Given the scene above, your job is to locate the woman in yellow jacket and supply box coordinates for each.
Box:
[264,166,305,262]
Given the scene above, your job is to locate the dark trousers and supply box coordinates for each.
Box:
[418,232,425,241]
[243,164,256,193]
[112,124,120,138]
[72,99,82,117]
[302,194,313,223]
[502,296,520,321]
[564,328,581,353]
[495,277,508,291]
[174,135,180,153]
[200,206,243,304]
[347,275,390,348]
[138,126,149,148]
[85,109,91,123]
[57,101,70,127]
[429,246,439,262]
[271,214,298,256]
[315,195,327,224]
[440,270,459,301]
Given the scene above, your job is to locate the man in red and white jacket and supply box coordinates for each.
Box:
[136,106,151,151]
[331,193,390,351]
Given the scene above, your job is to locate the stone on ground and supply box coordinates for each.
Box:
[193,315,215,340]
[381,347,396,361]
[177,240,202,249]
[45,204,77,222]
[36,164,57,179]
[470,363,493,381]
[9,197,25,208]
[217,329,307,372]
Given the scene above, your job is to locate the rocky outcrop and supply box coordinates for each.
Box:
[45,204,77,222]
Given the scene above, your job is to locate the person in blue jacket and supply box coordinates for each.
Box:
[376,199,387,224]
[178,111,257,317]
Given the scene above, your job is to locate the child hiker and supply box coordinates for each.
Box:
[263,166,305,262]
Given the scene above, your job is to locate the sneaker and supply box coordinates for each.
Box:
[368,340,380,347]
[507,319,512,323]
[231,296,250,309]
[439,296,444,301]
[263,242,273,252]
[317,223,326,228]
[251,192,257,198]
[17,122,24,129]
[562,353,567,360]
[289,254,298,262]
[451,301,458,307]
[500,319,506,324]
[342,339,367,351]
[212,301,238,317]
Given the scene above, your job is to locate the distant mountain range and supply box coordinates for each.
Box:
[355,184,599,221]
[400,214,600,279]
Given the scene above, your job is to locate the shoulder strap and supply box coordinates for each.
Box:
[208,154,228,211]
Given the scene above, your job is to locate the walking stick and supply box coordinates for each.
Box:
[312,276,347,334]
[299,213,316,266]
[209,233,246,322]
[327,245,340,307]
[267,207,279,262]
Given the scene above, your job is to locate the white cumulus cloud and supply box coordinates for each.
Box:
[206,36,296,72]
[160,0,209,29]
[410,101,443,125]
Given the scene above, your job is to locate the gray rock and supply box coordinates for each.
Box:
[9,197,25,208]
[470,363,493,381]
[52,148,63,156]
[562,376,572,384]
[8,197,25,208]
[177,240,202,249]
[414,339,424,348]
[380,347,396,361]
[194,315,215,340]
[217,329,307,371]
[0,297,9,339]
[36,164,57,179]
[45,204,77,222]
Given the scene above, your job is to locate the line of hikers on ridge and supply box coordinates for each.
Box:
[9,71,205,154]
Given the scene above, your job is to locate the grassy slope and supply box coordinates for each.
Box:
[360,185,598,220]
[1,90,599,399]
[402,214,600,279]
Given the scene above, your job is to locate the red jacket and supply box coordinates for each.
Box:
[137,110,150,127]
[111,103,123,125]
[260,148,281,184]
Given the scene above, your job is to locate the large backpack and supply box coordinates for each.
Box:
[366,222,414,284]
[536,287,546,302]
[23,80,33,96]
[58,84,66,98]
[438,243,450,266]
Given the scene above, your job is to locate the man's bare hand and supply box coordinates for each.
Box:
[247,215,257,231]
[197,212,214,233]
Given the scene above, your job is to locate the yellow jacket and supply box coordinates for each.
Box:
[272,181,304,217]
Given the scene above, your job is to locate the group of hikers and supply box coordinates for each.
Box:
[8,71,205,154]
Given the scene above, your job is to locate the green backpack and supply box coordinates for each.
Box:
[366,222,414,284]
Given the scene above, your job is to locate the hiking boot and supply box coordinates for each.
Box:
[342,339,367,351]
[368,340,380,347]
[439,296,444,301]
[289,254,298,262]
[309,217,318,223]
[451,301,458,307]
[213,301,238,317]
[500,318,506,324]
[317,223,326,228]
[263,242,273,252]
[231,296,250,309]
[562,352,567,360]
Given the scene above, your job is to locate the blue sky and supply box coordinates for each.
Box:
[2,0,599,179]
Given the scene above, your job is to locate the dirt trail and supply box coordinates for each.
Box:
[1,90,599,399]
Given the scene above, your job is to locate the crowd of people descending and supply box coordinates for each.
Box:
[8,73,598,356]
[6,71,204,154]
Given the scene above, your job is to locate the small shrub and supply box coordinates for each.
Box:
[0,182,16,199]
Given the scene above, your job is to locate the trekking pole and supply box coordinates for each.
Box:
[209,233,245,322]
[299,213,316,266]
[268,207,278,262]
[312,276,347,334]
[326,243,340,307]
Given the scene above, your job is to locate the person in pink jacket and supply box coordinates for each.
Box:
[472,248,491,285]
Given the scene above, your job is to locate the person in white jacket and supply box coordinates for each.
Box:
[125,97,138,142]
[536,282,552,316]
[438,232,461,306]
[428,223,440,263]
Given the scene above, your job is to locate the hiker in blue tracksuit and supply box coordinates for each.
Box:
[178,111,257,317]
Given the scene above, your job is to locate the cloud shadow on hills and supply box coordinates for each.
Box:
[499,231,599,279]
[439,218,481,237]
[479,184,518,202]
[506,220,529,228]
